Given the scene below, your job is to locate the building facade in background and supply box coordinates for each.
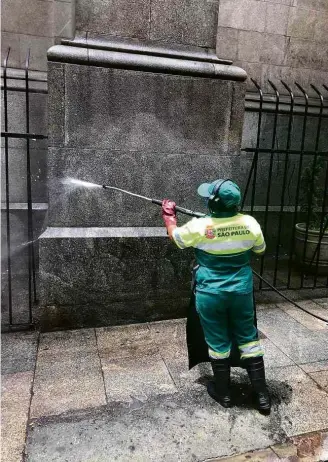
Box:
[2,0,328,87]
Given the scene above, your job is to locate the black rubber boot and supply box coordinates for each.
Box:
[244,357,271,415]
[207,358,232,408]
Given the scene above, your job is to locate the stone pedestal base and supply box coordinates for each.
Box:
[43,38,247,330]
[39,227,193,331]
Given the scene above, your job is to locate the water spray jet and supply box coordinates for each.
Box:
[61,178,103,189]
[1,238,40,262]
[62,177,205,218]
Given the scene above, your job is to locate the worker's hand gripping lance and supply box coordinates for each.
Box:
[102,184,206,218]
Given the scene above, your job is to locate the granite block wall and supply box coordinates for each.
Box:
[75,0,220,48]
[216,0,328,91]
[46,63,244,227]
[1,0,74,71]
[38,55,246,328]
[2,0,328,81]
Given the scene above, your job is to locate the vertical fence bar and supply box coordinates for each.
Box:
[300,87,322,288]
[3,48,13,326]
[310,85,324,287]
[287,82,309,288]
[250,79,263,217]
[324,84,328,288]
[273,81,294,286]
[312,164,328,286]
[259,80,279,288]
[25,49,36,323]
[241,155,255,210]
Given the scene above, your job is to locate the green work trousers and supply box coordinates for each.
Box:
[195,290,263,360]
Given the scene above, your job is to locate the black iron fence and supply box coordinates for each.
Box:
[1,48,48,330]
[1,47,327,329]
[242,79,328,290]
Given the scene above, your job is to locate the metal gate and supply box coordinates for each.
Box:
[242,79,328,290]
[1,48,48,330]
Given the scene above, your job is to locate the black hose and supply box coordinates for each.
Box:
[175,206,328,325]
[102,188,327,324]
[253,270,328,324]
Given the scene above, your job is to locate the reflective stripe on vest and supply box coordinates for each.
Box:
[196,240,255,253]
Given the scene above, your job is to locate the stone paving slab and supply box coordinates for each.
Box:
[153,336,294,393]
[25,389,279,462]
[96,323,157,359]
[214,364,328,439]
[312,298,328,309]
[148,318,210,390]
[38,328,97,356]
[299,360,328,373]
[25,361,327,460]
[309,370,328,392]
[255,291,328,306]
[101,353,177,403]
[31,329,106,418]
[206,431,328,461]
[1,371,33,462]
[206,448,280,461]
[291,431,328,462]
[5,299,328,462]
[270,442,298,460]
[1,331,38,374]
[261,338,294,368]
[257,308,328,364]
[266,365,328,437]
[255,302,278,311]
[160,339,212,390]
[319,431,328,461]
[296,300,328,321]
[149,318,294,388]
[148,317,186,342]
[277,302,328,332]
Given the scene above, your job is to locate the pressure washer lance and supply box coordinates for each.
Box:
[101,184,206,218]
[100,183,327,325]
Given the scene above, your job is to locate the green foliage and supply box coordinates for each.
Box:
[299,156,327,231]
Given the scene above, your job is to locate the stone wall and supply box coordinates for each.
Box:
[73,0,328,89]
[38,42,247,329]
[47,64,245,228]
[3,0,328,83]
[1,0,74,71]
[75,0,219,48]
[216,0,328,90]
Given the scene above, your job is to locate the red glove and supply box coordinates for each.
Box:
[162,199,177,228]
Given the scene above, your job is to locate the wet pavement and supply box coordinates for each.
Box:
[1,298,328,462]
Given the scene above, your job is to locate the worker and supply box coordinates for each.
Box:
[161,179,270,415]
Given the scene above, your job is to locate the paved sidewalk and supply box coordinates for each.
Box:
[1,298,328,462]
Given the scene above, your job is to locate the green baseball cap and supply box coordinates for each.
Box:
[197,179,241,208]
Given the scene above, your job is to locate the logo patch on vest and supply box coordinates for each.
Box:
[205,225,215,239]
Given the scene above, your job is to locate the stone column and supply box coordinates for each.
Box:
[39,1,247,330]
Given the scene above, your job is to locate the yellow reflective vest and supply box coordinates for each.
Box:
[172,213,265,294]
